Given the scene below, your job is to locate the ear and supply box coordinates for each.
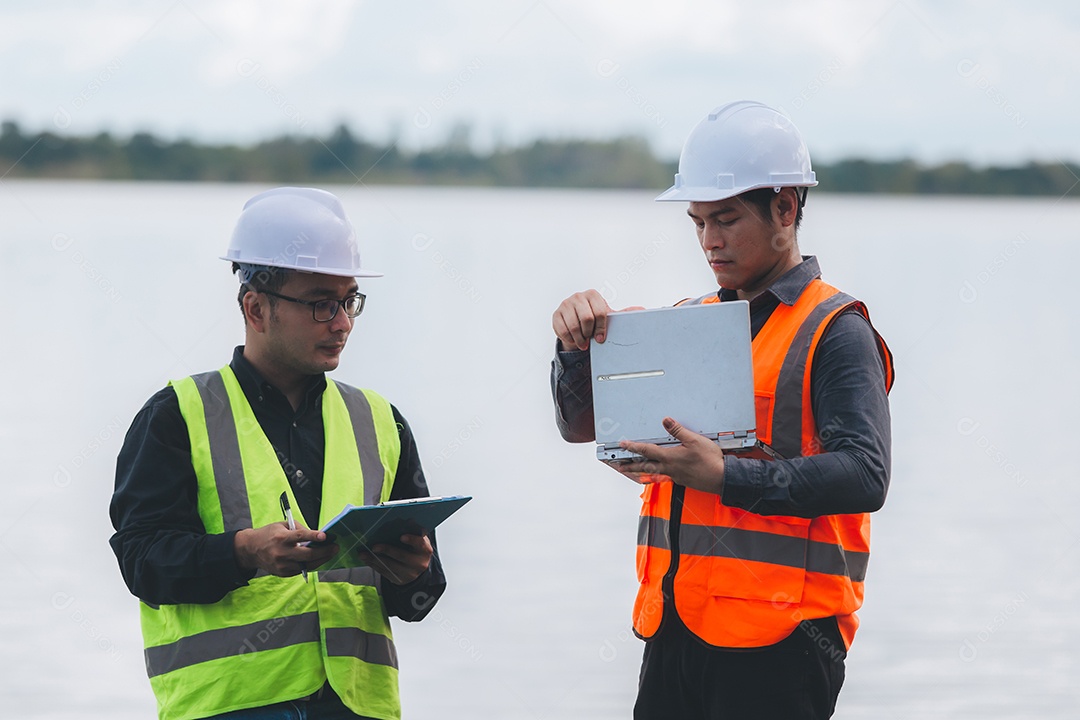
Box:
[242,289,269,333]
[772,188,799,228]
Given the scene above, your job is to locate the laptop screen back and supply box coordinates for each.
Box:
[590,300,756,461]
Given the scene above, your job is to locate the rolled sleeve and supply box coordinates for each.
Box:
[551,342,596,443]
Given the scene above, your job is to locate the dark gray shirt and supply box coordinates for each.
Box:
[551,256,892,518]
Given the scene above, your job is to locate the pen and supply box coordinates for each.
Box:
[279,491,307,582]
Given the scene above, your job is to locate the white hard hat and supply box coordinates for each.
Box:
[656,101,818,203]
[221,187,382,277]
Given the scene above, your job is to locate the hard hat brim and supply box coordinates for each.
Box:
[655,180,818,203]
[220,254,383,278]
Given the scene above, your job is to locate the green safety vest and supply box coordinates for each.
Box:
[140,367,402,720]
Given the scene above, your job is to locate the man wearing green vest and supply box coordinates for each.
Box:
[110,187,446,720]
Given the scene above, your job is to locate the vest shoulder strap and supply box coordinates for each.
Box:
[675,292,721,306]
[326,381,401,506]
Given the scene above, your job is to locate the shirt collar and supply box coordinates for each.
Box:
[229,346,327,410]
[718,255,822,306]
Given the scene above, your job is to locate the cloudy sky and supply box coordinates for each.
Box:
[3,0,1078,165]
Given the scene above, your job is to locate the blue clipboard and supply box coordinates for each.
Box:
[313,495,471,571]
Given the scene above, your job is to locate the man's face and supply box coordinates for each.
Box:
[687,191,796,298]
[262,272,359,376]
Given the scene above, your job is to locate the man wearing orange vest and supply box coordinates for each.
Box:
[551,102,894,719]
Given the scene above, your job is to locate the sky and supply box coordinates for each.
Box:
[3,0,1079,165]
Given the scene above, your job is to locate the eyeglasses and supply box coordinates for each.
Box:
[257,288,366,322]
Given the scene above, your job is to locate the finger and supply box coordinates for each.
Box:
[584,293,611,343]
[300,543,339,566]
[661,417,683,437]
[619,439,668,462]
[356,549,391,574]
[662,417,700,446]
[290,527,328,544]
[569,301,598,350]
[552,312,579,351]
[554,306,591,351]
[396,533,432,553]
[369,542,421,565]
[662,417,713,451]
[554,293,601,350]
[620,461,666,477]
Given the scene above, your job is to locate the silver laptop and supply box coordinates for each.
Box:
[591,300,757,463]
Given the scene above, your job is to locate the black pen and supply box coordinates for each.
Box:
[279,491,307,582]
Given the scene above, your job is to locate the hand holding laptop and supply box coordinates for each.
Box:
[614,416,727,495]
[552,289,644,351]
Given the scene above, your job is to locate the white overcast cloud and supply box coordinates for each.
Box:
[2,0,1078,165]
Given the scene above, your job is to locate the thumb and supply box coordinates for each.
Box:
[663,417,697,444]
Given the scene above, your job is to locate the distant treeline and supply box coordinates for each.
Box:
[2,120,1077,196]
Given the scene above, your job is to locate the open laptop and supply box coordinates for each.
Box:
[591,300,758,463]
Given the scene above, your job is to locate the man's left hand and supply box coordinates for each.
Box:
[357,533,433,585]
[617,417,726,495]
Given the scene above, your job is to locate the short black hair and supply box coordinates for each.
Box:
[232,263,291,317]
[736,187,807,232]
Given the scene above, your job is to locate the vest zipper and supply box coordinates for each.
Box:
[661,484,685,608]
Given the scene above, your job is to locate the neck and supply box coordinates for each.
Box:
[736,248,802,303]
[242,344,311,411]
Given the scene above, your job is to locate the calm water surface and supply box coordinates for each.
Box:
[1,181,1077,718]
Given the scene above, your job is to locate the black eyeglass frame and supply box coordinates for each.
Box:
[256,288,366,322]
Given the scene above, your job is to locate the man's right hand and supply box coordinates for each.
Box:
[234,523,339,577]
[552,290,615,351]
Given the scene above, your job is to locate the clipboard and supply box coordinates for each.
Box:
[312,495,471,571]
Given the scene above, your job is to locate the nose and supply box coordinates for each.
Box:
[700,223,725,250]
[328,303,354,333]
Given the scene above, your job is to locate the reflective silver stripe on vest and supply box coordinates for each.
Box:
[770,293,854,459]
[637,516,671,552]
[333,383,387,507]
[678,524,866,581]
[324,627,398,668]
[807,540,868,583]
[192,371,253,531]
[144,611,320,678]
[318,566,379,586]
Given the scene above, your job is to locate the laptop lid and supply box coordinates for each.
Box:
[590,300,757,462]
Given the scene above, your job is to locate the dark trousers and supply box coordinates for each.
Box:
[634,617,847,720]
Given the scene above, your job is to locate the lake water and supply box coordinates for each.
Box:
[2,180,1077,718]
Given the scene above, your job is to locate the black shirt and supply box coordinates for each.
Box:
[110,347,445,618]
[550,256,892,518]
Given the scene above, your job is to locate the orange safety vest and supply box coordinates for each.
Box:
[632,278,894,650]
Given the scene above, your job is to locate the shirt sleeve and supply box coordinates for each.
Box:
[720,310,893,518]
[550,341,596,443]
[380,406,448,622]
[109,388,256,606]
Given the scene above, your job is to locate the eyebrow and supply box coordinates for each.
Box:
[687,206,738,221]
[301,285,360,299]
